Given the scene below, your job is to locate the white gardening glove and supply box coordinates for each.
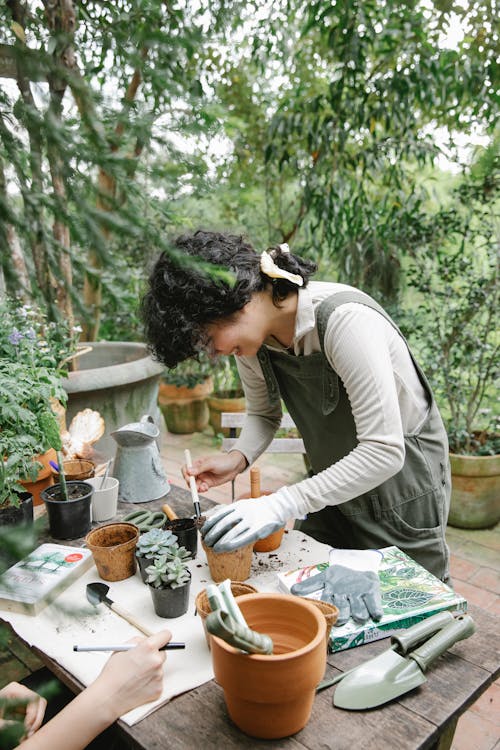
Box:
[201,488,297,552]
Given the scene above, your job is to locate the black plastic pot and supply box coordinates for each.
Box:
[164,517,198,559]
[137,554,153,583]
[41,481,93,540]
[0,492,34,527]
[149,576,191,618]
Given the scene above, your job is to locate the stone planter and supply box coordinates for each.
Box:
[449,452,500,529]
[62,342,164,460]
[159,378,213,434]
[207,393,246,436]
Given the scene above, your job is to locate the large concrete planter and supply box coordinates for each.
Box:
[62,342,164,460]
[449,452,500,529]
[158,377,213,434]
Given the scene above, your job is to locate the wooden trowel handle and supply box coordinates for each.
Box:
[110,602,154,636]
[162,503,178,521]
[250,467,261,498]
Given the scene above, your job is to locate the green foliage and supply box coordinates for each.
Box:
[0,298,80,375]
[0,360,66,507]
[162,353,213,389]
[136,528,179,559]
[403,148,499,455]
[211,356,243,397]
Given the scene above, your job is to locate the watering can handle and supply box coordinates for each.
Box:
[409,615,475,672]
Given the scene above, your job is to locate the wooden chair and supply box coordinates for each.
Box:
[221,412,307,500]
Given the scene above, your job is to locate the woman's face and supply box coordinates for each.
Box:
[205,297,267,358]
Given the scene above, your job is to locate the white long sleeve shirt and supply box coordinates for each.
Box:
[232,281,430,515]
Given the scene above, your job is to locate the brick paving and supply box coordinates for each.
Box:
[2,422,498,748]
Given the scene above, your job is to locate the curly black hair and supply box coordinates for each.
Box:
[141,230,317,367]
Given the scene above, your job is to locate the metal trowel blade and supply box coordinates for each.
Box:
[333,649,426,710]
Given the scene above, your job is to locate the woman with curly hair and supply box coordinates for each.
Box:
[142,230,451,583]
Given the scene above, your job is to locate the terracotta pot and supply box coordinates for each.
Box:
[296,597,339,648]
[211,593,327,739]
[239,467,285,553]
[85,522,139,581]
[195,582,258,647]
[202,538,253,583]
[53,459,95,482]
[158,378,213,434]
[449,452,500,529]
[207,394,246,436]
[20,448,56,507]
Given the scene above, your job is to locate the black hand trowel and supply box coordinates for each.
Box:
[86,582,154,636]
[333,613,475,710]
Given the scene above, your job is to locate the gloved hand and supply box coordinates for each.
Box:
[291,551,384,626]
[201,489,296,552]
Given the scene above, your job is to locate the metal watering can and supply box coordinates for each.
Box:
[111,415,170,503]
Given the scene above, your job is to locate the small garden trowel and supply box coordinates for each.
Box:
[333,613,475,710]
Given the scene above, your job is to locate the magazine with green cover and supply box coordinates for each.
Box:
[276,546,467,653]
[0,543,93,615]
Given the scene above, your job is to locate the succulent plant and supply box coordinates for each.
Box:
[145,553,191,589]
[136,528,178,560]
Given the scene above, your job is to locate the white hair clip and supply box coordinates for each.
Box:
[260,246,303,286]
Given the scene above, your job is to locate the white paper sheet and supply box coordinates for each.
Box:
[1,529,331,725]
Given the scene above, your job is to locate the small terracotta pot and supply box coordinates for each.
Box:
[296,597,339,648]
[195,582,258,647]
[20,448,56,507]
[202,538,253,583]
[211,593,326,739]
[85,522,139,581]
[53,459,95,482]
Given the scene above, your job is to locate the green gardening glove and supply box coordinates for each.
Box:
[291,564,383,626]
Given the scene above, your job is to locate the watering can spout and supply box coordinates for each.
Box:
[111,415,169,503]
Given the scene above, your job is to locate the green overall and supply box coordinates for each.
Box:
[257,290,451,581]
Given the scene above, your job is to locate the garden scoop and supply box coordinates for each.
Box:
[86,582,153,636]
[334,614,475,710]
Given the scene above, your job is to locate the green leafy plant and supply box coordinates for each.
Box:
[162,353,213,389]
[136,528,179,560]
[211,356,244,398]
[0,298,80,376]
[0,360,67,507]
[145,550,191,589]
[405,154,499,456]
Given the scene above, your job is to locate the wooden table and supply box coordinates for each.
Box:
[22,486,500,750]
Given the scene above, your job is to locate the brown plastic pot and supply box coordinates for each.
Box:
[296,597,339,649]
[211,593,327,739]
[202,538,253,583]
[195,582,258,647]
[53,459,95,482]
[86,522,139,581]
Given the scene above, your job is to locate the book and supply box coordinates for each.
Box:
[276,546,467,653]
[0,543,93,615]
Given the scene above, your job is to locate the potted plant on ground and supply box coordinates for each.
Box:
[406,157,499,529]
[158,353,214,434]
[0,359,67,525]
[207,356,246,436]
[135,527,179,582]
[145,542,192,618]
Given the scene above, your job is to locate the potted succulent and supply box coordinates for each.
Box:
[135,527,179,582]
[207,356,246,436]
[145,542,192,618]
[158,353,214,434]
[406,160,499,529]
[0,359,67,525]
